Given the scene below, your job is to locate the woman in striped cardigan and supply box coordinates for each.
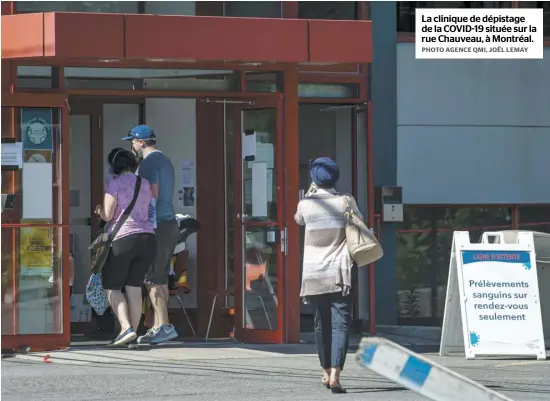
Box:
[295,157,363,394]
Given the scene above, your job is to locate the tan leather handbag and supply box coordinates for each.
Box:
[343,195,383,266]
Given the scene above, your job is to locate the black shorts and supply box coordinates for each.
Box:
[102,233,156,291]
[144,219,179,286]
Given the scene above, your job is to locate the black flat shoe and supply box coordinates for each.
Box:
[330,381,347,394]
[322,377,330,389]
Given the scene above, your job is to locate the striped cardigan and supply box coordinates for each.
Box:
[294,188,363,299]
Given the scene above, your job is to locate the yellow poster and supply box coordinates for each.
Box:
[19,224,54,277]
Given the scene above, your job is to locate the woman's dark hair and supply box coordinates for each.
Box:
[108,148,137,175]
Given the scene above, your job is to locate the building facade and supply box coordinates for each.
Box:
[1,1,549,352]
[388,1,550,326]
[1,1,374,351]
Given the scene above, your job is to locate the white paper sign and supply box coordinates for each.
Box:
[251,162,267,217]
[247,142,274,169]
[180,160,195,187]
[440,231,546,360]
[242,131,257,159]
[1,142,23,168]
[22,162,53,220]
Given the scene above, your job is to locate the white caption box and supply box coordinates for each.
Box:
[416,8,544,59]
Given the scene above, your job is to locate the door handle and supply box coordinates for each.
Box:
[236,213,249,222]
[281,227,287,256]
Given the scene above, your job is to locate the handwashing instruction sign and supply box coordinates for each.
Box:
[440,231,546,360]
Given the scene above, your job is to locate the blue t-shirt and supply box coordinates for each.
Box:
[136,150,175,222]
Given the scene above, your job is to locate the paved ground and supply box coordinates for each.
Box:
[2,340,550,401]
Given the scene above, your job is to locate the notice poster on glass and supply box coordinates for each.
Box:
[180,160,195,187]
[1,142,23,168]
[242,130,257,160]
[20,222,54,277]
[22,162,53,220]
[179,160,196,208]
[248,141,273,169]
[21,108,54,152]
[24,150,52,163]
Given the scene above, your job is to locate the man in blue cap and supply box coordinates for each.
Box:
[122,125,179,345]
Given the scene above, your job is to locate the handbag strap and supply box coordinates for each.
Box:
[108,176,142,241]
[341,194,355,217]
[342,194,350,209]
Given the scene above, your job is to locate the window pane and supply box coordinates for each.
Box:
[397,1,513,32]
[15,1,139,13]
[518,206,550,234]
[2,107,63,225]
[298,1,357,20]
[298,83,359,98]
[2,106,65,335]
[518,2,550,37]
[241,109,280,330]
[224,106,235,308]
[397,206,512,325]
[224,1,282,18]
[16,66,53,89]
[144,1,196,15]
[62,67,239,92]
[246,72,283,93]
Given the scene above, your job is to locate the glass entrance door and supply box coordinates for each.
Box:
[1,93,71,351]
[230,97,284,343]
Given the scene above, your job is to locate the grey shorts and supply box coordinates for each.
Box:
[144,218,179,286]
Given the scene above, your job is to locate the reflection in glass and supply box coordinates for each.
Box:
[518,206,550,234]
[246,72,283,93]
[242,108,277,221]
[2,106,63,223]
[1,227,64,335]
[224,1,282,18]
[396,206,512,325]
[243,226,278,330]
[62,68,238,92]
[224,106,235,307]
[298,84,359,99]
[145,1,196,15]
[240,107,279,330]
[1,107,64,335]
[15,1,139,13]
[17,66,54,89]
[298,1,357,20]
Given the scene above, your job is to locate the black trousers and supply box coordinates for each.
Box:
[308,291,351,370]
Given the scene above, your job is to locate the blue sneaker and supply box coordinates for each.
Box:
[150,324,178,345]
[110,328,137,347]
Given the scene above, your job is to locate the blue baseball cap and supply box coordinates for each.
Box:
[122,125,156,141]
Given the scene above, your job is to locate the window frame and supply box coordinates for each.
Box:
[395,205,515,326]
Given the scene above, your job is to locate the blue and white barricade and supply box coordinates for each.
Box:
[356,337,514,401]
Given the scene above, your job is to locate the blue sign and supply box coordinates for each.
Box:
[462,250,531,268]
[21,108,54,151]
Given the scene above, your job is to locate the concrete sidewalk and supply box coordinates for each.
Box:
[11,340,323,365]
[3,340,550,401]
